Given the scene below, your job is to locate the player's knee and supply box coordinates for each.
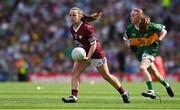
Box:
[139,65,146,72]
[72,71,80,79]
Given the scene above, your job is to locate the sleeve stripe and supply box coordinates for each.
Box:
[161,26,166,32]
[88,37,96,43]
[90,40,96,45]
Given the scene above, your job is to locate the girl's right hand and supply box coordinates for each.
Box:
[83,56,91,62]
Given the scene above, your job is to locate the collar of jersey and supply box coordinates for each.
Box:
[73,21,83,32]
[134,25,139,30]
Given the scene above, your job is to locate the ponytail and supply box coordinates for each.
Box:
[70,7,102,22]
[132,8,151,35]
[81,12,102,22]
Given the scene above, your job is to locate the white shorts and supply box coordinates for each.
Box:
[142,52,155,62]
[91,57,107,67]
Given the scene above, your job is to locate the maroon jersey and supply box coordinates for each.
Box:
[70,21,105,59]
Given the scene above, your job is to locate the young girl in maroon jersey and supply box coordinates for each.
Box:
[62,7,130,103]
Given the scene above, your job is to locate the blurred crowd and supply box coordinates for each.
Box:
[0,0,179,81]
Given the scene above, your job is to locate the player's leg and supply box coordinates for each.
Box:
[62,60,90,103]
[95,58,130,103]
[147,63,174,97]
[139,58,156,99]
[71,60,90,92]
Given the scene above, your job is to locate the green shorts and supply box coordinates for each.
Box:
[136,48,158,62]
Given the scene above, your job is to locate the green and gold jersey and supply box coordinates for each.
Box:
[124,22,165,61]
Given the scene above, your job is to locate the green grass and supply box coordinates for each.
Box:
[0,82,179,110]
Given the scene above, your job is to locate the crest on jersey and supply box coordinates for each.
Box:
[131,33,136,36]
[144,34,147,37]
[79,35,83,39]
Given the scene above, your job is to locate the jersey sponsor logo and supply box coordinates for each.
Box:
[75,40,80,45]
[74,34,78,39]
[129,33,158,46]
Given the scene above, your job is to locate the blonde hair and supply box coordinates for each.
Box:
[132,8,150,34]
[70,7,102,22]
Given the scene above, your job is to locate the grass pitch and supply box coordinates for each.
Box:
[0,82,179,110]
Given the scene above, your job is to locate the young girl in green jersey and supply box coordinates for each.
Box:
[123,8,174,99]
